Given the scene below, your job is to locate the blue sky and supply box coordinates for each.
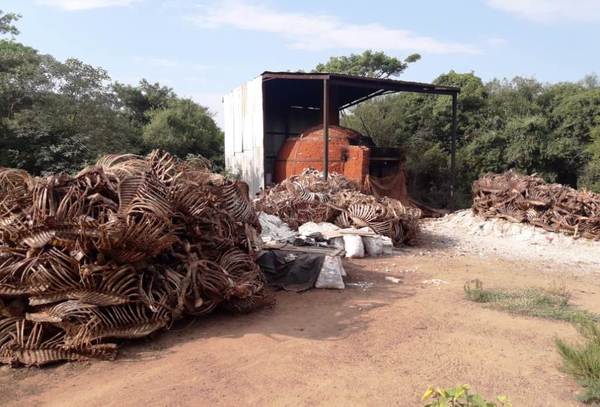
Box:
[3,0,600,126]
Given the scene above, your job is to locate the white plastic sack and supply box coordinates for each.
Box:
[381,236,393,255]
[299,222,341,239]
[363,236,384,256]
[259,212,297,243]
[315,256,345,289]
[343,234,364,258]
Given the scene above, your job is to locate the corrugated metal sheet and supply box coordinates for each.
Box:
[224,76,264,196]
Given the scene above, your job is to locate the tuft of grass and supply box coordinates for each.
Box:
[464,279,600,323]
[556,319,600,404]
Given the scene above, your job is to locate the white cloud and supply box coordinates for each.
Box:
[190,1,479,54]
[37,0,141,11]
[487,0,600,23]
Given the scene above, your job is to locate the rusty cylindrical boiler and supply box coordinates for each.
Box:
[274,125,409,203]
[274,125,372,184]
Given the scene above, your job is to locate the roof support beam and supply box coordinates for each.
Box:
[339,89,389,110]
[323,79,330,180]
[263,73,330,81]
[330,78,457,95]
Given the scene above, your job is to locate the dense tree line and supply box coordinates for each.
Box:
[0,11,223,175]
[319,52,600,208]
[3,9,599,209]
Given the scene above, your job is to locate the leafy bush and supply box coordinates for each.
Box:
[556,320,600,404]
[421,384,511,407]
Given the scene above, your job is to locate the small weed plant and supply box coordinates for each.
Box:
[556,319,600,404]
[421,384,511,407]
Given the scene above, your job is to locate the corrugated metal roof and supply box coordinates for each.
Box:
[261,71,460,96]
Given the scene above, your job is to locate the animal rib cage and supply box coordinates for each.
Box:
[472,170,600,240]
[0,151,269,366]
[255,168,421,245]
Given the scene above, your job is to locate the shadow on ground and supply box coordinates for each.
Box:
[0,260,419,377]
[117,262,418,362]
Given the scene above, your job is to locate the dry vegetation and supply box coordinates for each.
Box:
[464,279,600,323]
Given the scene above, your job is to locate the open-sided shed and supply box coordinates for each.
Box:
[223,71,460,197]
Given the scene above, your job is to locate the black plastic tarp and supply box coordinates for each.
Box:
[257,250,324,292]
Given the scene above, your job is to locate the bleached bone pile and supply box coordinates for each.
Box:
[255,169,421,245]
[0,151,268,366]
[473,170,600,240]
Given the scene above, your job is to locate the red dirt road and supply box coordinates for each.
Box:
[1,251,594,406]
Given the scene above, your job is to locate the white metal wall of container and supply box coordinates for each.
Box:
[223,76,264,196]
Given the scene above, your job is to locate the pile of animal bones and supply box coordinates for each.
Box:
[473,170,600,239]
[0,151,268,366]
[255,169,421,244]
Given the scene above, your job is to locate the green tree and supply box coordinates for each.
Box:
[548,89,600,183]
[113,79,176,126]
[580,126,600,191]
[431,71,488,147]
[341,71,489,206]
[342,92,433,147]
[0,40,140,173]
[0,41,50,116]
[0,10,224,174]
[143,99,223,168]
[314,50,420,78]
[503,115,550,175]
[0,10,20,36]
[338,65,600,205]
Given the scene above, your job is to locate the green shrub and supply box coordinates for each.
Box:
[421,384,511,407]
[556,319,600,404]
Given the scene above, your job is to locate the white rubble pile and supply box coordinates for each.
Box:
[422,210,600,267]
[438,210,586,245]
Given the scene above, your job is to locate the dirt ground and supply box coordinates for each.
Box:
[2,231,599,406]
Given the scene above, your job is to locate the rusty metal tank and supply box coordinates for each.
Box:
[274,125,371,184]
